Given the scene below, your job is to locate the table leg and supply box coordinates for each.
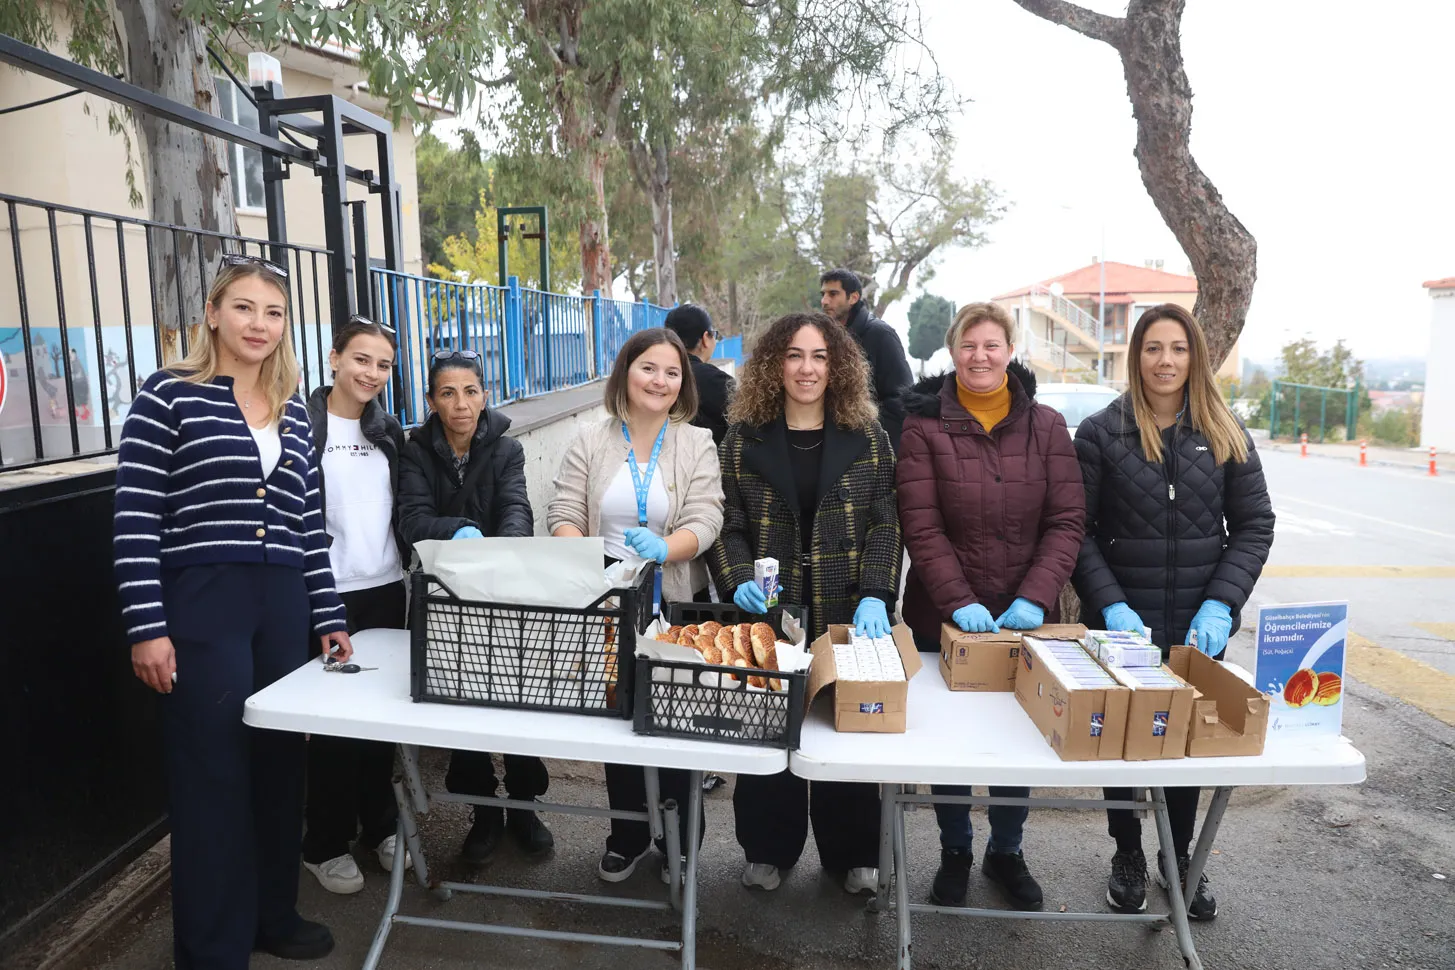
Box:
[644,765,665,845]
[664,798,683,911]
[362,815,408,969]
[1150,787,1202,970]
[1185,787,1231,904]
[680,770,703,970]
[893,791,913,970]
[395,747,438,896]
[869,783,896,914]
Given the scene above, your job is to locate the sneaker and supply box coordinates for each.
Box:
[506,805,555,858]
[741,862,781,891]
[660,857,687,885]
[844,867,878,896]
[1155,851,1218,921]
[255,918,334,960]
[460,807,503,865]
[598,846,650,883]
[302,854,364,895]
[982,849,1044,911]
[375,834,414,873]
[929,847,973,907]
[1107,847,1149,913]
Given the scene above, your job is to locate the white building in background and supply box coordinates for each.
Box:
[1420,277,1455,451]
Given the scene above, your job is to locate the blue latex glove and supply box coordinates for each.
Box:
[452,525,483,540]
[952,603,999,633]
[733,580,768,614]
[1102,602,1149,638]
[1187,600,1233,656]
[623,527,669,564]
[995,597,1045,631]
[853,597,891,638]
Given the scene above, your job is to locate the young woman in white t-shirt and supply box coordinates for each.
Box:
[301,317,408,895]
[546,328,724,884]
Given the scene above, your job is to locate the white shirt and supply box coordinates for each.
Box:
[320,412,403,592]
[249,421,281,478]
[599,459,669,562]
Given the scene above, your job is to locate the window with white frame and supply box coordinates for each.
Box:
[213,76,266,211]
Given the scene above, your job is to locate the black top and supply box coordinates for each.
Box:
[689,356,735,447]
[787,428,824,554]
[844,302,913,452]
[396,409,534,544]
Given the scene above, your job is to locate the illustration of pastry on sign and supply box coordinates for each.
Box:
[1282,667,1319,707]
[1311,670,1342,705]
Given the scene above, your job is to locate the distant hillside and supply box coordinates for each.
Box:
[1241,356,1424,388]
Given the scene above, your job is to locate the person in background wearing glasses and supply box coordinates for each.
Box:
[547,328,723,885]
[396,349,552,863]
[114,253,351,966]
[299,316,409,895]
[664,304,735,448]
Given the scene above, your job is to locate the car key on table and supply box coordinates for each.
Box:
[323,662,377,673]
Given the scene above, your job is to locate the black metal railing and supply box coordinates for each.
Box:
[0,192,333,471]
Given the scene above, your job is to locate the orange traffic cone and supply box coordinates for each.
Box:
[1430,446,1439,478]
[1300,432,1308,458]
[1359,440,1367,467]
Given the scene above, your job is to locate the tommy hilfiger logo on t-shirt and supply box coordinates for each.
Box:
[326,442,379,456]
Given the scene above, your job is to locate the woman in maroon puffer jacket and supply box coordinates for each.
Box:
[897,301,1085,912]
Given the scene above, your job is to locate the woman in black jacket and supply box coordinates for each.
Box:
[397,351,550,864]
[1073,304,1274,922]
[302,317,408,896]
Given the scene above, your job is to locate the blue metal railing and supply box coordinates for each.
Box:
[370,269,671,424]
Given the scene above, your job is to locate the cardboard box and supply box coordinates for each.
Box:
[1104,662,1195,761]
[1014,636,1129,760]
[1168,646,1270,757]
[940,623,1088,691]
[806,623,923,733]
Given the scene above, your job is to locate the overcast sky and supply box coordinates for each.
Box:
[898,0,1455,363]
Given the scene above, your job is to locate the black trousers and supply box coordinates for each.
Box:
[1105,786,1202,858]
[734,770,881,871]
[446,751,550,803]
[303,581,405,864]
[604,765,706,858]
[161,564,310,970]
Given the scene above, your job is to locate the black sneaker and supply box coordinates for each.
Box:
[1156,851,1218,921]
[506,804,555,858]
[460,807,503,864]
[597,846,650,883]
[929,847,973,907]
[983,849,1044,911]
[1107,847,1149,913]
[254,918,334,960]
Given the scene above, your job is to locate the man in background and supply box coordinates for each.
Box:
[819,268,912,451]
[664,304,734,447]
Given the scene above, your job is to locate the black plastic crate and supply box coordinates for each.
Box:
[632,602,810,748]
[409,562,656,718]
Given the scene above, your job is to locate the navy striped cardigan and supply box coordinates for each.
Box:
[113,370,347,645]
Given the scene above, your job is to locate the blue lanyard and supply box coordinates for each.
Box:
[621,421,667,527]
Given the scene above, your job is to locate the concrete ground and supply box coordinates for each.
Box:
[81,447,1455,970]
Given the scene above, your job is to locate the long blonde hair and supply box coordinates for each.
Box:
[1127,304,1248,465]
[728,312,878,431]
[176,261,299,423]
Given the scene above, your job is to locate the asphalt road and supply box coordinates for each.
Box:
[80,445,1455,970]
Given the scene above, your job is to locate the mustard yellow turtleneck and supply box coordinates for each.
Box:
[956,374,1011,432]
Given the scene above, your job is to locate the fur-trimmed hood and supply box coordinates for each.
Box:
[900,359,1038,419]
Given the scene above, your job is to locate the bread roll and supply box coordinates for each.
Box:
[731,657,751,684]
[681,624,700,641]
[715,626,735,662]
[699,620,723,639]
[658,624,682,643]
[750,623,779,670]
[696,633,721,664]
[733,624,752,664]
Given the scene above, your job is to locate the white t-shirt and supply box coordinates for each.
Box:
[321,412,403,592]
[599,459,669,562]
[250,421,281,477]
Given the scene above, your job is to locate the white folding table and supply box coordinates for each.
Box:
[788,662,1366,970]
[244,628,788,970]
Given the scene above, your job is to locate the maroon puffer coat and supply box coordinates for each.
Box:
[897,362,1085,645]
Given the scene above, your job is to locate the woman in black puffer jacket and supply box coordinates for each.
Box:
[1073,305,1274,924]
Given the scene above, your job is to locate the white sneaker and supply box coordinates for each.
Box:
[376,834,413,872]
[741,862,781,891]
[845,867,878,895]
[304,854,364,894]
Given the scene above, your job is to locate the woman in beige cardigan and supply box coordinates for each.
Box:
[547,327,723,884]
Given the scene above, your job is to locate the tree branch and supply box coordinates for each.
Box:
[1009,0,1125,48]
[471,71,518,88]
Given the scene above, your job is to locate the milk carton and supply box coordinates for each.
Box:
[753,557,780,608]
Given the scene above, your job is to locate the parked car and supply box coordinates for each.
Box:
[1035,382,1121,437]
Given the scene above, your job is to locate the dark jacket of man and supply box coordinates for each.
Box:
[689,356,735,447]
[1072,394,1274,649]
[896,362,1085,646]
[397,407,533,544]
[844,301,913,451]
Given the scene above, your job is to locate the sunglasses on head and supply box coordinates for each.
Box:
[432,349,482,365]
[350,313,396,335]
[220,252,289,279]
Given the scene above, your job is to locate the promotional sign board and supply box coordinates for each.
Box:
[1254,602,1348,737]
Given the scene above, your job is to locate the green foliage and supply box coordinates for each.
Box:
[1359,403,1422,448]
[416,130,491,271]
[1277,337,1362,389]
[906,293,954,361]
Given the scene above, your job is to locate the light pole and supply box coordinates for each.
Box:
[1097,224,1106,385]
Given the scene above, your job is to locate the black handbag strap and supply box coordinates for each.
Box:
[445,451,492,521]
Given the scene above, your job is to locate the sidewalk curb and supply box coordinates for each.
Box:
[24,838,170,970]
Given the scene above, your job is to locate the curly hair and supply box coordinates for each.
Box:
[728,312,878,430]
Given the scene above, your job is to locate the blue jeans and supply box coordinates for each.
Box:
[932,785,1029,855]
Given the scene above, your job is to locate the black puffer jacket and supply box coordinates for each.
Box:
[845,302,913,452]
[1072,394,1275,650]
[397,408,533,546]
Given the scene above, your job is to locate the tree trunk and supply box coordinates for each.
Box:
[115,0,237,364]
[628,137,678,306]
[1011,0,1255,367]
[579,145,613,296]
